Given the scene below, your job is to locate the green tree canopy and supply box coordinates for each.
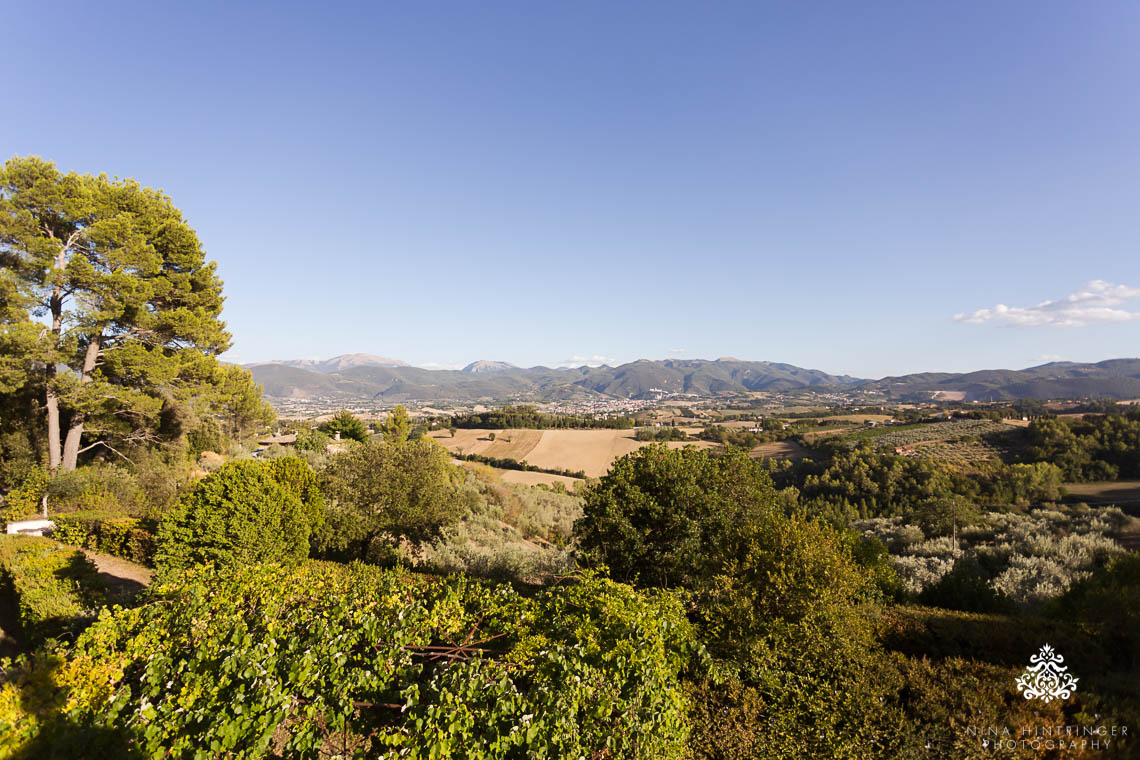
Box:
[574,444,788,588]
[909,495,982,543]
[574,444,888,759]
[380,405,411,443]
[320,409,369,443]
[0,157,239,472]
[317,438,461,559]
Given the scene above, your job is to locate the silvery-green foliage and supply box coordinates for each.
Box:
[852,517,923,552]
[974,543,1015,574]
[1054,533,1121,569]
[853,505,1125,605]
[892,554,956,596]
[989,555,1090,605]
[909,536,962,557]
[896,524,926,551]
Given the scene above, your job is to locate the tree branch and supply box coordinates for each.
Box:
[74,440,131,462]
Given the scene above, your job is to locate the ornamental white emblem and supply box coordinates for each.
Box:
[1016,644,1078,702]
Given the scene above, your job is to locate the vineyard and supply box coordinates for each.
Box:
[0,562,698,759]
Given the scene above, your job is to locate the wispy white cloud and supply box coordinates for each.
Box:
[555,354,615,368]
[667,347,686,354]
[1036,354,1065,363]
[954,280,1140,327]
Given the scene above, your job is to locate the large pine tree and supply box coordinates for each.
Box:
[0,156,253,471]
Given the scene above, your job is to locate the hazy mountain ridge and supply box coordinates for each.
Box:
[252,353,409,373]
[462,360,520,373]
[249,357,864,403]
[864,358,1140,401]
[248,356,1140,404]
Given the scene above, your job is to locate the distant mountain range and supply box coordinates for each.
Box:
[861,359,1140,401]
[248,357,861,403]
[462,360,519,373]
[245,355,1140,404]
[258,354,409,373]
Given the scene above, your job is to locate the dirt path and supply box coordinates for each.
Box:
[83,549,153,603]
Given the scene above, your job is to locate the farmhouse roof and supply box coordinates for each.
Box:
[258,433,298,446]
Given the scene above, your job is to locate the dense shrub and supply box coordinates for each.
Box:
[1057,552,1140,670]
[128,447,198,518]
[406,468,580,584]
[0,468,47,523]
[0,432,40,498]
[876,606,1139,757]
[692,510,887,759]
[186,417,228,459]
[52,513,157,566]
[917,557,1011,613]
[46,465,143,514]
[294,427,331,453]
[0,562,698,759]
[154,460,310,573]
[577,445,888,758]
[575,444,789,587]
[0,536,105,646]
[419,520,574,584]
[846,533,903,602]
[261,456,324,532]
[316,438,461,560]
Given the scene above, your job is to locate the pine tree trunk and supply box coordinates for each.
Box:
[60,413,86,473]
[60,337,101,472]
[45,379,61,471]
[45,281,64,471]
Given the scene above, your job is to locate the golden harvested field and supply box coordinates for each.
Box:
[801,427,854,443]
[751,440,810,460]
[1064,480,1140,507]
[437,428,717,477]
[452,459,584,489]
[524,430,643,476]
[431,428,492,454]
[816,414,895,423]
[430,429,542,460]
[480,429,543,459]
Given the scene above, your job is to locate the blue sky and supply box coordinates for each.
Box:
[4,1,1139,378]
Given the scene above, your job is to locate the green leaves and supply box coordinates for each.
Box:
[574,444,783,588]
[321,409,370,443]
[316,437,462,556]
[2,562,697,759]
[154,460,311,574]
